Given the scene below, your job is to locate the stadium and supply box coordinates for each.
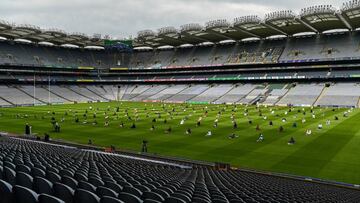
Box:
[0,0,360,202]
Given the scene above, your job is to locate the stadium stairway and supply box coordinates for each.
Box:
[170,85,192,100]
[85,86,110,101]
[275,84,294,106]
[134,85,168,101]
[115,86,122,101]
[277,84,292,104]
[47,87,72,103]
[257,92,270,104]
[148,86,177,101]
[314,84,328,107]
[250,88,270,105]
[131,85,153,100]
[186,85,212,102]
[119,85,135,100]
[15,86,46,104]
[118,85,130,101]
[66,87,94,101]
[0,96,14,106]
[102,86,118,101]
[213,85,237,103]
[238,86,260,104]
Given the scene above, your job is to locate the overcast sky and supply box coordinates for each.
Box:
[0,0,346,39]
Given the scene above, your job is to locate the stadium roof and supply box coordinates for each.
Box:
[2,1,360,48]
[135,1,360,48]
[0,20,106,47]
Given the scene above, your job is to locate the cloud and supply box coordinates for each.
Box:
[0,0,347,38]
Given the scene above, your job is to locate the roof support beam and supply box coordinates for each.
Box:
[262,23,288,36]
[179,33,208,44]
[337,13,353,31]
[297,18,319,33]
[157,35,187,46]
[206,29,233,41]
[232,27,260,38]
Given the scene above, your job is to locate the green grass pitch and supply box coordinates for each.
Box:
[0,101,359,185]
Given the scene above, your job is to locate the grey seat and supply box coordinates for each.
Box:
[123,186,143,197]
[61,175,78,190]
[33,176,53,195]
[144,200,162,203]
[89,177,105,187]
[74,188,100,203]
[38,193,65,203]
[13,185,39,203]
[32,167,46,178]
[74,173,88,182]
[100,196,125,203]
[172,192,191,202]
[192,197,211,203]
[53,182,74,203]
[134,184,151,193]
[16,171,34,189]
[212,198,229,203]
[4,161,16,170]
[142,191,165,202]
[60,169,74,178]
[16,164,31,174]
[78,180,97,193]
[105,181,123,193]
[117,180,132,187]
[118,192,143,203]
[96,186,118,198]
[152,189,170,199]
[165,197,187,203]
[47,171,62,183]
[0,179,13,203]
[3,166,16,185]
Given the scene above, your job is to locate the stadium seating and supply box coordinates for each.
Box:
[0,137,359,202]
[277,83,325,106]
[121,85,151,100]
[238,86,268,105]
[147,85,188,101]
[131,85,169,101]
[0,83,358,107]
[0,85,40,105]
[1,32,360,70]
[279,33,360,62]
[48,86,91,102]
[165,85,209,102]
[215,84,257,104]
[190,84,233,102]
[20,86,68,104]
[0,41,122,69]
[316,83,360,107]
[262,89,288,105]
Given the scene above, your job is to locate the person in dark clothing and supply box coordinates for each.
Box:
[288,137,295,145]
[165,127,172,134]
[141,140,148,153]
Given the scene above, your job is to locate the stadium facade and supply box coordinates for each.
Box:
[0,2,359,108]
